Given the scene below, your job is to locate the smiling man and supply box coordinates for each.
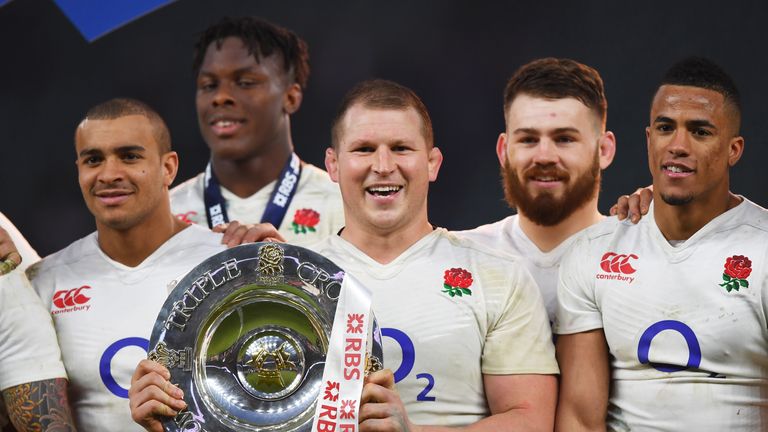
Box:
[460,58,616,322]
[26,98,230,431]
[130,80,558,431]
[170,17,343,243]
[555,57,768,430]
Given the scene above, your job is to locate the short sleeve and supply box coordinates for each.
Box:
[481,263,559,375]
[0,271,67,390]
[554,235,603,335]
[0,212,40,271]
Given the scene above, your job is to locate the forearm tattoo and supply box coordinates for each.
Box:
[2,378,76,431]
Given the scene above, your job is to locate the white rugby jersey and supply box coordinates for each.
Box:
[459,215,578,323]
[28,225,225,432]
[313,229,558,427]
[170,163,344,246]
[555,199,768,431]
[0,214,65,428]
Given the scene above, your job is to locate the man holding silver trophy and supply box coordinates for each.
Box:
[130,80,558,431]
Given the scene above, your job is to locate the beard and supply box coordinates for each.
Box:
[660,193,694,206]
[501,150,601,226]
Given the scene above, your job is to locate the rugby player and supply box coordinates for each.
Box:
[170,17,343,244]
[555,57,767,430]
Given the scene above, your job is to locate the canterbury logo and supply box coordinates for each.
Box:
[52,285,92,309]
[600,252,638,274]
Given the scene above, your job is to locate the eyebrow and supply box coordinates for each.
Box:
[653,116,716,129]
[78,145,146,158]
[511,127,580,135]
[198,66,263,78]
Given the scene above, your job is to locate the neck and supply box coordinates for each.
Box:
[340,214,434,265]
[96,206,187,267]
[212,130,294,198]
[518,197,603,252]
[654,190,741,241]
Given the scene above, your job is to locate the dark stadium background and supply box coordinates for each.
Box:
[1,0,766,256]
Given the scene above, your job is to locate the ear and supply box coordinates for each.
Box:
[283,83,303,115]
[495,132,508,167]
[325,147,340,183]
[598,131,617,170]
[427,146,444,182]
[162,151,179,187]
[727,135,745,167]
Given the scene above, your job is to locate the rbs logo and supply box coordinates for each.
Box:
[52,285,92,314]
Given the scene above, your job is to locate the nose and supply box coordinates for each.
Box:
[212,82,235,107]
[372,147,395,175]
[97,157,124,183]
[531,138,558,166]
[666,130,691,157]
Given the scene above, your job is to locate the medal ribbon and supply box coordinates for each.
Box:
[203,153,302,229]
[312,274,373,432]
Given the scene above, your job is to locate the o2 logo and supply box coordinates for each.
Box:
[100,337,149,398]
[382,328,436,402]
[636,320,701,373]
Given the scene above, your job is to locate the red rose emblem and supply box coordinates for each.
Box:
[292,209,320,234]
[724,255,752,279]
[442,268,473,297]
[444,268,473,288]
[719,255,752,293]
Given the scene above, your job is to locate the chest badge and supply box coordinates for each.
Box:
[719,255,752,292]
[292,209,320,234]
[442,267,473,297]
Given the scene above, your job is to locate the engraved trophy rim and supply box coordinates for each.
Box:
[148,242,383,432]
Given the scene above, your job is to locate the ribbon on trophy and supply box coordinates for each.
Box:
[312,273,375,431]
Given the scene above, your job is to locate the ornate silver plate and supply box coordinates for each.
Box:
[148,242,383,431]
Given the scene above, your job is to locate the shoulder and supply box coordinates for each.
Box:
[170,172,205,199]
[298,163,341,197]
[438,229,531,280]
[731,198,768,233]
[173,224,225,249]
[456,216,514,244]
[27,233,98,281]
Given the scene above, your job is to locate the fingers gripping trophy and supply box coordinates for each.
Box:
[147,242,383,431]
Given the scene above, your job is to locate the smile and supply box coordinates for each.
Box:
[662,163,694,177]
[366,185,403,197]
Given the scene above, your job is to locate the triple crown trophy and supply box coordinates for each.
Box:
[148,243,384,431]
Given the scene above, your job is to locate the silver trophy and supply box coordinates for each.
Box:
[148,242,383,431]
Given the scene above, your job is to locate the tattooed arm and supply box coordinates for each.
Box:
[2,378,76,432]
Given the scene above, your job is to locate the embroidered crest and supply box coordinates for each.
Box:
[442,267,473,297]
[719,255,752,292]
[292,209,320,234]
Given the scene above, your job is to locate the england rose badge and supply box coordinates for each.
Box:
[442,267,473,297]
[719,254,752,292]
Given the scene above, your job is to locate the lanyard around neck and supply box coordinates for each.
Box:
[203,153,302,229]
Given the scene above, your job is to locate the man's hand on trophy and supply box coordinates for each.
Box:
[0,226,21,275]
[213,221,286,248]
[359,369,418,432]
[129,359,187,431]
[609,186,653,224]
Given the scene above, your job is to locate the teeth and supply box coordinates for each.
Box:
[367,186,401,193]
[214,120,236,127]
[535,176,557,181]
[666,166,684,173]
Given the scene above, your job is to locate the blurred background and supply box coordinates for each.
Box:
[1,0,766,256]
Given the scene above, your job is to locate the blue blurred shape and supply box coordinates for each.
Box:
[0,0,14,7]
[52,0,176,42]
